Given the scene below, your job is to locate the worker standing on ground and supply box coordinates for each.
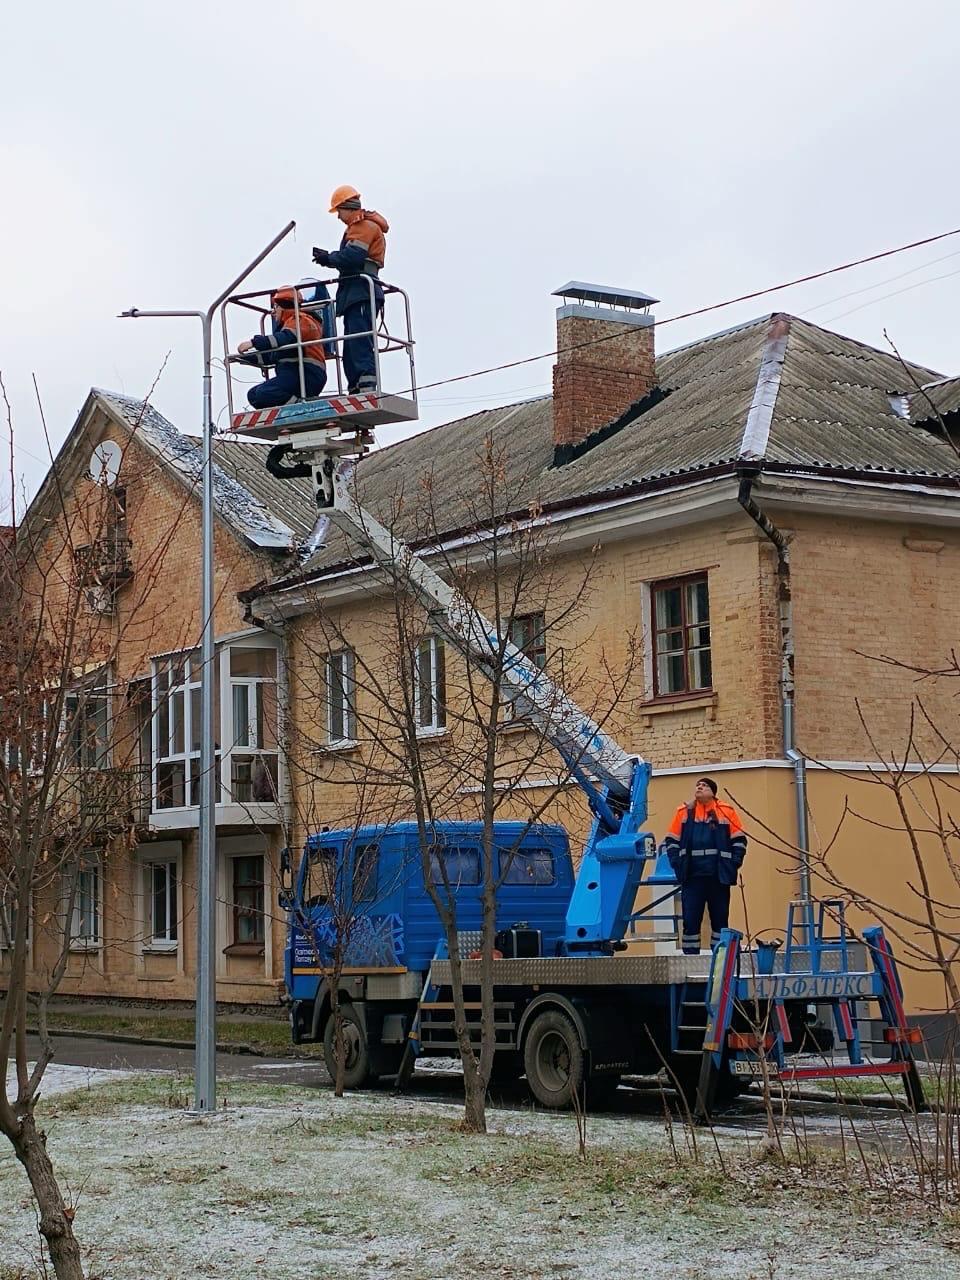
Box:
[312,185,389,394]
[663,778,748,955]
[237,287,328,409]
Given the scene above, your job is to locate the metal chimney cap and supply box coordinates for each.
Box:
[552,281,660,310]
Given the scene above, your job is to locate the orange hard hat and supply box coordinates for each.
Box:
[329,184,361,212]
[271,286,300,308]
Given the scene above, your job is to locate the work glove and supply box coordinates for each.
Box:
[312,247,333,267]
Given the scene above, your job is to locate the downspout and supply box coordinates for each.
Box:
[737,464,811,903]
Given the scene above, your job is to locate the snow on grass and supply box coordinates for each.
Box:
[1,1074,958,1279]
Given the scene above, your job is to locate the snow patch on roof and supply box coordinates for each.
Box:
[94,390,295,550]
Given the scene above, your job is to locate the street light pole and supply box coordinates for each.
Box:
[121,221,296,1112]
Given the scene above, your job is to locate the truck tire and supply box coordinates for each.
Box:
[523,1009,585,1108]
[323,1004,373,1090]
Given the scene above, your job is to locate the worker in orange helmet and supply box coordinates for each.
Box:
[663,778,748,954]
[237,286,328,409]
[312,185,389,395]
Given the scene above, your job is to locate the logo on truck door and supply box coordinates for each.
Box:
[293,913,405,968]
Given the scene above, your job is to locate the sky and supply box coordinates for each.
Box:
[2,0,958,514]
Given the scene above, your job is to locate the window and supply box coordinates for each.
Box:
[503,611,546,721]
[151,641,280,811]
[232,855,265,945]
[351,843,379,902]
[145,860,177,947]
[651,574,712,697]
[228,647,279,803]
[65,669,111,770]
[69,858,101,949]
[304,845,337,906]
[428,845,480,887]
[499,846,555,886]
[414,636,446,733]
[325,650,356,744]
[153,652,211,809]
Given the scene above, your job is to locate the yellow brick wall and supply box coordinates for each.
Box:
[8,407,289,1006]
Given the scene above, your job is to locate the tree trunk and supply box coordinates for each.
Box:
[461,1058,487,1134]
[13,1110,85,1280]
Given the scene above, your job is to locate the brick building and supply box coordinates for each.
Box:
[5,286,960,1016]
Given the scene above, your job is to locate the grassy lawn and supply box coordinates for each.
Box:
[1,1070,959,1279]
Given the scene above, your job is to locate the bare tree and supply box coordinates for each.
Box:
[0,397,183,1280]
[257,433,641,1132]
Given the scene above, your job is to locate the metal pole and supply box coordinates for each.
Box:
[195,313,217,1112]
[120,221,296,1113]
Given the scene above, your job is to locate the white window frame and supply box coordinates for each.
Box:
[150,638,281,813]
[224,644,280,804]
[64,667,112,771]
[152,651,206,810]
[68,856,102,952]
[414,635,446,736]
[143,858,178,952]
[325,649,357,745]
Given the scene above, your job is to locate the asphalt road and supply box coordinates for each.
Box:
[28,1033,329,1087]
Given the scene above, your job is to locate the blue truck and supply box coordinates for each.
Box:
[250,348,927,1119]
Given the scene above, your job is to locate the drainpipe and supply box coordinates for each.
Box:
[737,465,811,902]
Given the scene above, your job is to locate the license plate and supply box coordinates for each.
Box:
[731,1059,772,1077]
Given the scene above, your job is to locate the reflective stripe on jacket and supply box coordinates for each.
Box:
[248,307,328,369]
[326,210,389,315]
[663,799,747,886]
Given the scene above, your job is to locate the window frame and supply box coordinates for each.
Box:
[498,845,557,887]
[649,572,712,700]
[413,635,447,735]
[64,667,112,771]
[68,856,103,952]
[231,853,265,948]
[143,858,178,952]
[502,611,547,724]
[150,639,281,812]
[325,649,357,745]
[428,844,481,888]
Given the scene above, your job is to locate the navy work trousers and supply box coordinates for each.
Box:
[247,362,326,409]
[680,877,731,954]
[342,301,377,391]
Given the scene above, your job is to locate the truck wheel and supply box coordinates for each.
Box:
[323,1004,373,1090]
[523,1010,585,1108]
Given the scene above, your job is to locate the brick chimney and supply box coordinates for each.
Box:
[551,282,659,458]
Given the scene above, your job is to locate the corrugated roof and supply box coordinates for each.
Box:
[93,391,300,551]
[263,313,959,590]
[908,375,960,426]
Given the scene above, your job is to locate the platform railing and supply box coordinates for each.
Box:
[219,274,417,429]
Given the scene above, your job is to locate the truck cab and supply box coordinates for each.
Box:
[284,820,574,1079]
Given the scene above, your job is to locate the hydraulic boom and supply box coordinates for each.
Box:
[267,431,655,952]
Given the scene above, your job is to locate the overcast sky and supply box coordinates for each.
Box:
[2,0,958,513]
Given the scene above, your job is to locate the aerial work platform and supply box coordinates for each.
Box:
[219,274,417,443]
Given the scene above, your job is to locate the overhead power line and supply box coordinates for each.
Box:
[404,225,960,397]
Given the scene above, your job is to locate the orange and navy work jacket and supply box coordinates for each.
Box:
[325,210,390,315]
[247,306,328,369]
[663,799,747,886]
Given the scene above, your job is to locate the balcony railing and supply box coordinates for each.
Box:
[59,764,151,831]
[74,535,134,590]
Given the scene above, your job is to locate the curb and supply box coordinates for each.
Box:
[31,1026,268,1057]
